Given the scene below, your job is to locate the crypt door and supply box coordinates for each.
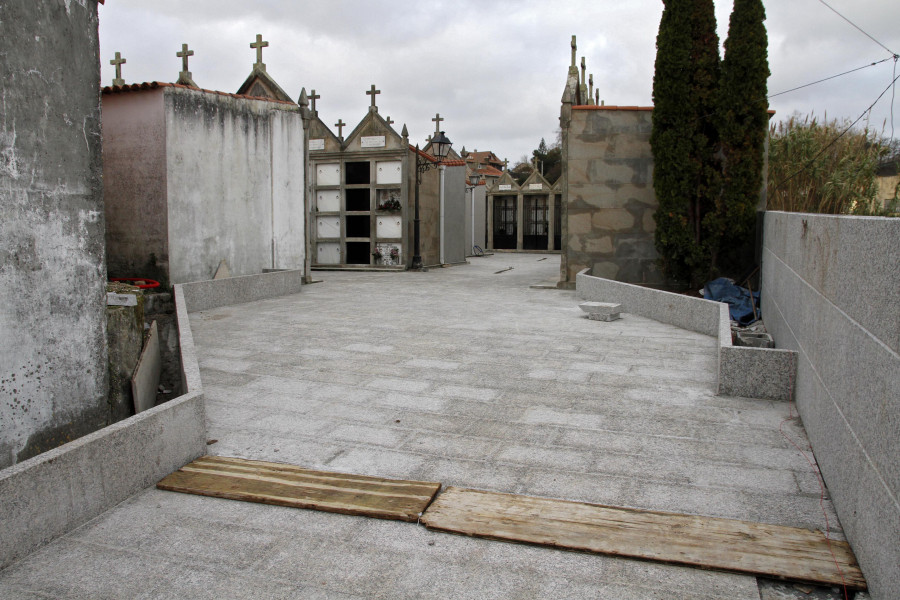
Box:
[493,196,517,250]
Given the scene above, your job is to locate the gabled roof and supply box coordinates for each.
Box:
[101,81,296,106]
[465,150,503,167]
[236,66,294,104]
[341,110,405,152]
[520,169,553,192]
[487,169,520,193]
[307,115,343,153]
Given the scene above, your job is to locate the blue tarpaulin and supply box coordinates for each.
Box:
[703,277,760,325]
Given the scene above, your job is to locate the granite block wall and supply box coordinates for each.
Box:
[761,211,899,599]
[561,106,661,286]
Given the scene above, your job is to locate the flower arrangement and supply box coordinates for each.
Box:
[377,198,402,212]
[390,247,399,259]
[372,248,383,260]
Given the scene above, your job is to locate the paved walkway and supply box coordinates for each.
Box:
[0,254,843,599]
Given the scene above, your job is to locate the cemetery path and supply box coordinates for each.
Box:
[0,253,844,600]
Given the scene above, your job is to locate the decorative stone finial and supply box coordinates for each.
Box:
[571,35,577,68]
[432,113,444,135]
[110,51,126,86]
[176,43,196,87]
[401,124,409,138]
[309,89,320,116]
[251,34,269,70]
[366,84,380,112]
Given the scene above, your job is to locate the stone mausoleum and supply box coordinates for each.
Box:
[307,89,467,270]
[557,36,661,288]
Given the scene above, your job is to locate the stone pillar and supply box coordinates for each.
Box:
[547,192,555,251]
[486,193,494,250]
[516,192,524,250]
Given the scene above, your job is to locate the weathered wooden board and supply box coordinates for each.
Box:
[421,487,866,590]
[157,455,441,522]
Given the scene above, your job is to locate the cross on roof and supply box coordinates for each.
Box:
[251,34,268,69]
[385,116,394,126]
[335,118,346,138]
[309,89,320,116]
[432,113,444,134]
[503,158,509,170]
[366,84,380,111]
[177,43,194,73]
[580,56,586,84]
[571,35,577,68]
[110,51,126,86]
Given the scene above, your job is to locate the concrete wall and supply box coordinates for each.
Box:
[442,164,467,264]
[761,212,899,600]
[179,269,304,313]
[0,0,108,469]
[165,88,305,283]
[465,184,487,255]
[561,106,661,286]
[103,89,169,284]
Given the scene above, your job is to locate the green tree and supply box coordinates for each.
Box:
[650,0,720,285]
[715,0,769,273]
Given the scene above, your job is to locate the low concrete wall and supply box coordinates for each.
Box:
[0,390,205,570]
[576,269,720,336]
[762,211,899,600]
[576,269,797,401]
[0,277,208,571]
[179,269,303,313]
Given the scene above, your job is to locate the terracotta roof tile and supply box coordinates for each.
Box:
[101,81,297,106]
[409,145,466,166]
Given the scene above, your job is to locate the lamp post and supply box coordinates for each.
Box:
[412,131,452,270]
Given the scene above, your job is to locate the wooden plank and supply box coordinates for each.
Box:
[131,320,161,414]
[421,487,866,590]
[157,455,441,522]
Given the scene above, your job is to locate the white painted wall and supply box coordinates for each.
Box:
[163,88,305,284]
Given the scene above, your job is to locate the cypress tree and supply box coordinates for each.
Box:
[651,0,720,285]
[715,0,769,273]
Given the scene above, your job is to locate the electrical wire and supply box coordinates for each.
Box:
[817,0,898,58]
[768,57,894,99]
[771,69,900,193]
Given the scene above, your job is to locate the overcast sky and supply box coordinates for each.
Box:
[98,0,900,165]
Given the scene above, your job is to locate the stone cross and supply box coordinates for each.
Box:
[385,116,394,125]
[432,113,444,135]
[589,74,594,103]
[596,90,600,105]
[251,34,268,69]
[571,35,577,68]
[335,118,346,138]
[580,56,586,85]
[110,51,126,86]
[503,158,509,170]
[426,134,432,143]
[177,43,194,73]
[366,84,380,111]
[309,89,320,116]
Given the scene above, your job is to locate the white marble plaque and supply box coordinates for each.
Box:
[316,163,340,186]
[528,183,543,190]
[499,184,512,191]
[317,191,340,212]
[361,136,386,148]
[317,243,341,265]
[308,138,325,151]
[376,161,402,184]
[107,292,137,307]
[376,216,402,239]
[317,217,341,238]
